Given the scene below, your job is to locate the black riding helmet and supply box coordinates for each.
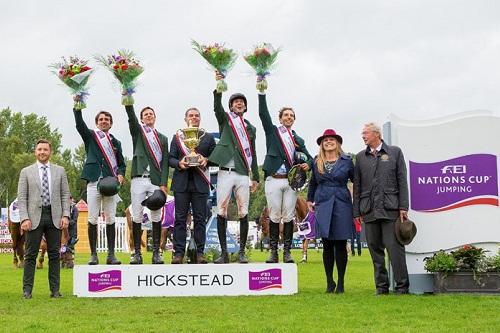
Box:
[141,189,167,211]
[228,93,247,112]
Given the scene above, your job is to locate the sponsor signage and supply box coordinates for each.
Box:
[74,264,297,297]
[410,154,498,212]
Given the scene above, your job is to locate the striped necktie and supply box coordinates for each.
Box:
[41,165,50,206]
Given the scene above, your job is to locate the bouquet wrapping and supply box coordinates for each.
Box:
[243,43,280,92]
[50,56,94,110]
[96,50,144,105]
[192,40,237,93]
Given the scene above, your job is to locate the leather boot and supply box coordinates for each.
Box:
[238,215,249,263]
[265,221,279,263]
[283,221,295,263]
[88,223,99,265]
[152,221,164,264]
[130,222,143,264]
[106,224,121,265]
[214,215,229,264]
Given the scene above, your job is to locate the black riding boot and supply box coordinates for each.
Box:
[130,222,143,264]
[323,239,336,293]
[214,215,229,264]
[239,215,249,263]
[265,221,279,263]
[152,221,164,264]
[88,223,99,265]
[283,221,295,263]
[106,224,121,265]
[335,240,348,293]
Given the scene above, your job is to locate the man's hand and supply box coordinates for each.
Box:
[179,157,190,170]
[60,217,69,229]
[21,220,32,232]
[399,210,408,222]
[117,175,125,185]
[160,185,168,195]
[199,156,208,168]
[215,71,225,81]
[299,163,310,171]
[250,181,258,193]
[306,201,314,212]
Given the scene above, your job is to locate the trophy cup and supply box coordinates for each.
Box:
[180,127,206,166]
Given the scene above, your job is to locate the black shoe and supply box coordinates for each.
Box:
[130,253,143,265]
[171,255,184,264]
[239,251,249,264]
[196,254,208,264]
[335,285,345,294]
[106,253,121,265]
[283,250,295,263]
[376,289,389,295]
[395,289,409,295]
[214,252,229,264]
[88,253,99,265]
[152,251,164,264]
[265,250,279,263]
[50,291,63,298]
[23,291,32,299]
[326,282,336,294]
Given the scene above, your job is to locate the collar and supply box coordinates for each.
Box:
[37,161,50,169]
[365,140,386,155]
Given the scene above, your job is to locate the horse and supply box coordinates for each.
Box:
[37,226,73,269]
[8,219,25,268]
[125,206,147,253]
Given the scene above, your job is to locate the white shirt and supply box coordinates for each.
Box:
[37,161,52,201]
[371,142,383,154]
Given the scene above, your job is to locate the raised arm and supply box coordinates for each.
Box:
[73,109,92,141]
[125,105,140,137]
[213,90,227,129]
[258,94,275,134]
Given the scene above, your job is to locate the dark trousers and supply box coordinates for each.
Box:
[173,181,208,256]
[23,207,61,293]
[364,219,409,293]
[351,231,361,255]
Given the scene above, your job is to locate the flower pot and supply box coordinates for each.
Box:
[434,272,500,294]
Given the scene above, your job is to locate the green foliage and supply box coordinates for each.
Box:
[424,250,457,273]
[451,244,486,271]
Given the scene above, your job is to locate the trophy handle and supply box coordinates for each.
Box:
[198,128,206,141]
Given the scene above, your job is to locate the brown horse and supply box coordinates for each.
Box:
[259,196,309,243]
[8,219,25,268]
[125,207,147,253]
[37,227,73,269]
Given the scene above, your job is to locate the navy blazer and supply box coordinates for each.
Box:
[168,132,216,194]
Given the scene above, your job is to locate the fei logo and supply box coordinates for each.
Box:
[88,270,122,292]
[248,269,282,291]
[409,154,498,212]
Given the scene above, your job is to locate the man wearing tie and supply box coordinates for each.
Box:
[18,139,70,299]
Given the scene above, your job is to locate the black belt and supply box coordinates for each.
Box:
[133,175,150,178]
[219,167,235,172]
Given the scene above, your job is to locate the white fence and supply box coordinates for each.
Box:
[97,217,129,253]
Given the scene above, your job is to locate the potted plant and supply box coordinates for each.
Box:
[424,245,500,293]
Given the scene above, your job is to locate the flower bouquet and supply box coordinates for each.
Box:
[50,56,93,110]
[243,43,280,92]
[191,40,237,93]
[96,50,144,105]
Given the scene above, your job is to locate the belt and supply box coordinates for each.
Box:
[219,167,235,172]
[133,174,150,178]
[272,174,288,179]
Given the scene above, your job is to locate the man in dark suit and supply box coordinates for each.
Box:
[74,108,126,265]
[258,88,312,264]
[124,103,169,264]
[353,122,410,295]
[209,72,260,263]
[18,139,70,299]
[169,107,216,264]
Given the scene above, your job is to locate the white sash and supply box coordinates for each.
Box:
[227,112,253,171]
[175,130,211,186]
[276,125,296,167]
[93,129,118,176]
[140,124,163,171]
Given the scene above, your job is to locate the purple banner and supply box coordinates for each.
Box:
[409,154,498,212]
[249,268,282,291]
[88,270,122,292]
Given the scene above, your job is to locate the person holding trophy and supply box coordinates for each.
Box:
[169,107,216,264]
[209,72,260,264]
[124,103,169,265]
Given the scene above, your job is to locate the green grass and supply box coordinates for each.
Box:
[0,251,499,333]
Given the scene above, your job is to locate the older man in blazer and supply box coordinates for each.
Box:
[169,107,216,264]
[18,139,70,299]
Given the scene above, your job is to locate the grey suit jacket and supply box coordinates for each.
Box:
[17,163,71,229]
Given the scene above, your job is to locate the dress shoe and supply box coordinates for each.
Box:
[238,251,249,264]
[88,253,99,265]
[376,289,389,296]
[171,255,184,264]
[50,291,63,298]
[325,282,336,294]
[265,250,278,263]
[152,251,164,264]
[106,253,121,265]
[23,291,32,299]
[335,285,345,294]
[214,252,229,264]
[130,253,143,265]
[196,254,208,264]
[395,289,409,295]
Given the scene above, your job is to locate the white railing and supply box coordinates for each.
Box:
[97,217,129,253]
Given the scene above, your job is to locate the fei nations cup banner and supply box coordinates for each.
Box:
[74,264,297,297]
[409,154,498,212]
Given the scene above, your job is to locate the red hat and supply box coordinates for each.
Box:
[316,129,343,145]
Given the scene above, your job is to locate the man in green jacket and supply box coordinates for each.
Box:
[258,89,312,264]
[73,109,126,265]
[209,73,260,264]
[124,104,169,264]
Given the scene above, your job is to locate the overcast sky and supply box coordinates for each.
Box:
[1,1,500,161]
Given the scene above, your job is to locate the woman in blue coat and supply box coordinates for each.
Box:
[307,129,354,293]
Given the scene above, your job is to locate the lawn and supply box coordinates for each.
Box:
[0,250,498,333]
